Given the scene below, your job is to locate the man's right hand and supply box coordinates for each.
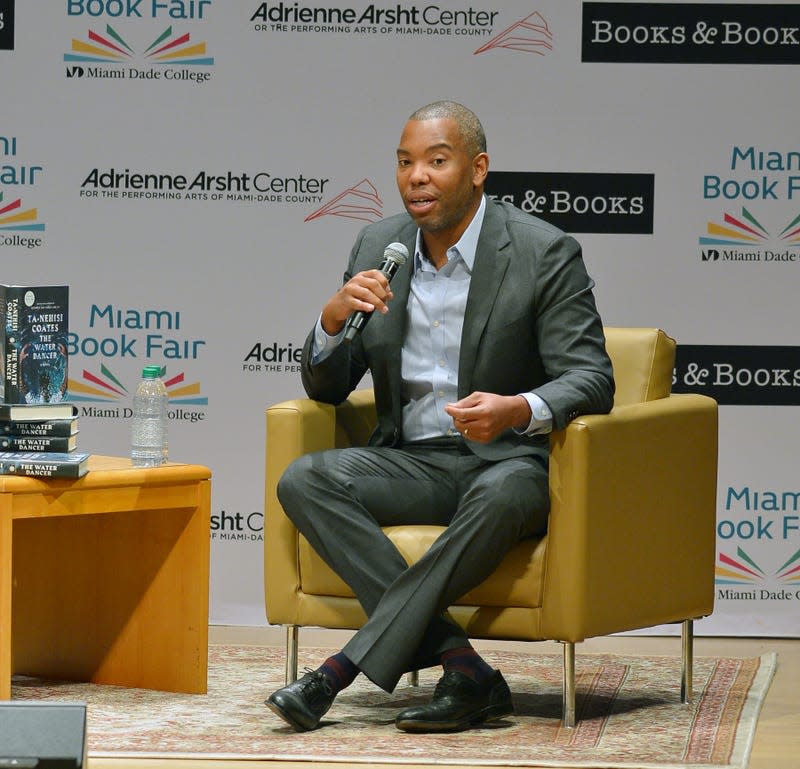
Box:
[320,269,395,336]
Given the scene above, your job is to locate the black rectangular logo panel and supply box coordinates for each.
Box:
[0,1,14,51]
[674,345,800,405]
[583,3,800,64]
[484,171,654,234]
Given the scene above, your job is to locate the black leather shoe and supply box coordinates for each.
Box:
[395,669,513,732]
[266,669,336,731]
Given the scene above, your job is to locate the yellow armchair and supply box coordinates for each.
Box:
[264,328,718,727]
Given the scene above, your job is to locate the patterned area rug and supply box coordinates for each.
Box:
[11,646,775,768]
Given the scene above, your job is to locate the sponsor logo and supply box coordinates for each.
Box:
[250,3,553,56]
[484,171,654,234]
[673,345,800,406]
[699,206,800,264]
[65,24,214,81]
[66,0,212,20]
[699,145,800,263]
[242,340,302,374]
[211,509,264,542]
[69,362,208,411]
[0,191,45,244]
[474,11,552,56]
[0,0,14,51]
[583,2,800,64]
[716,483,800,599]
[1,135,46,246]
[78,167,330,206]
[66,302,208,419]
[305,178,383,223]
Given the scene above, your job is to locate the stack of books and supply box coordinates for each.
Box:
[0,284,90,479]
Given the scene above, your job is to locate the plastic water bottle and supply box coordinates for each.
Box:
[131,365,168,467]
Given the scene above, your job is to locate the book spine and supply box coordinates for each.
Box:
[0,285,7,402]
[0,419,77,437]
[3,289,20,402]
[0,435,73,451]
[0,457,83,478]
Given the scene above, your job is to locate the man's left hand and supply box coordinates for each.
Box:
[445,392,531,444]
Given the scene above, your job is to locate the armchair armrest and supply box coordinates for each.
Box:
[541,393,718,641]
[263,390,377,623]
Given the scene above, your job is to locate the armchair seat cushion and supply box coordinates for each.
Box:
[298,525,547,609]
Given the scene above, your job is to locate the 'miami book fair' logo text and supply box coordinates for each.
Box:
[700,145,800,265]
[66,301,208,422]
[250,4,554,57]
[0,134,45,248]
[64,0,215,83]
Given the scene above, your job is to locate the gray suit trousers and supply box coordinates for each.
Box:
[276,438,549,692]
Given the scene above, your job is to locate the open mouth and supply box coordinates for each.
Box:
[407,196,436,214]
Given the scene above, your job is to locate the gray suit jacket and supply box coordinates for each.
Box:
[301,198,615,463]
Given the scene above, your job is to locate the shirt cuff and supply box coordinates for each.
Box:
[311,314,345,364]
[514,392,553,436]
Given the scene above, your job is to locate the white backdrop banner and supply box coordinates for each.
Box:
[2,0,798,635]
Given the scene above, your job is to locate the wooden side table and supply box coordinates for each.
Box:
[0,455,212,699]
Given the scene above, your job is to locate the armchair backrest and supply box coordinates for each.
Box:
[603,327,675,407]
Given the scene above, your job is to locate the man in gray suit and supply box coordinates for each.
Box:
[266,101,614,733]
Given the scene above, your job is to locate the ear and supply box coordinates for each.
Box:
[472,152,489,187]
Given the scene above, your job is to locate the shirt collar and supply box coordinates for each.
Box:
[413,195,486,273]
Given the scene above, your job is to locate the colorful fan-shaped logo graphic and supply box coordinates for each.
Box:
[305,179,383,223]
[68,363,208,406]
[716,546,800,585]
[65,25,213,66]
[0,190,44,231]
[700,207,800,247]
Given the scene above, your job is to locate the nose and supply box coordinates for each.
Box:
[408,162,429,185]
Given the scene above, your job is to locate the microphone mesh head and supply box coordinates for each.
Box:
[384,242,409,265]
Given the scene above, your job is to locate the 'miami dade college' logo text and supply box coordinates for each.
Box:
[64,0,215,84]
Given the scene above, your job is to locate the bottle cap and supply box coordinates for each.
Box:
[142,365,162,378]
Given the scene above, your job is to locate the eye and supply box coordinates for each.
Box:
[432,157,447,166]
[397,158,411,168]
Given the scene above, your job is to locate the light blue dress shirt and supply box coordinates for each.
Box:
[312,196,552,441]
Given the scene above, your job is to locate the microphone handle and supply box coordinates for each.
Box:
[343,257,401,342]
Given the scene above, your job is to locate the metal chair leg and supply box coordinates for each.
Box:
[681,619,693,704]
[284,624,299,685]
[562,641,576,729]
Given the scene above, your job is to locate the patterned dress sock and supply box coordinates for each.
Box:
[440,646,494,683]
[318,651,359,694]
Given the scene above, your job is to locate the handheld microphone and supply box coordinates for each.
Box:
[344,242,409,342]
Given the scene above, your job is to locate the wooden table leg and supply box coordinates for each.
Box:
[0,498,11,700]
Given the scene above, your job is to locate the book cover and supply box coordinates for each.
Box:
[0,284,69,405]
[0,434,77,452]
[0,416,79,437]
[0,402,77,421]
[0,451,89,478]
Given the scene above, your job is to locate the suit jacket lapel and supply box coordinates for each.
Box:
[374,228,416,412]
[458,203,510,397]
